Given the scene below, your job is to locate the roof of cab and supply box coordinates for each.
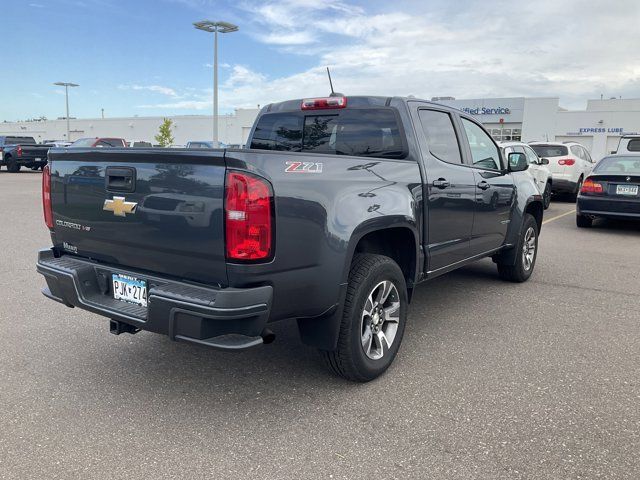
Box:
[261,95,455,113]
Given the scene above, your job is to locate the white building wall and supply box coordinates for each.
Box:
[520,97,559,142]
[0,108,260,146]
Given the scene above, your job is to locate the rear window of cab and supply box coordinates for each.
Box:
[250,109,406,159]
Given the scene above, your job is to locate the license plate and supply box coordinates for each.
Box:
[112,274,147,307]
[616,185,639,196]
[35,157,42,161]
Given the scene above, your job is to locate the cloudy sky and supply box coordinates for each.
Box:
[2,0,639,121]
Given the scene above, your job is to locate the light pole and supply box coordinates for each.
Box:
[193,20,238,147]
[53,82,79,141]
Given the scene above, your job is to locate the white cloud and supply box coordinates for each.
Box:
[138,100,211,110]
[118,84,178,97]
[227,0,640,109]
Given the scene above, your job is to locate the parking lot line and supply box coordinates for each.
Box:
[542,208,576,225]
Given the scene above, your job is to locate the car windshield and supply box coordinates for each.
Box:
[531,145,568,157]
[70,138,96,147]
[594,156,640,174]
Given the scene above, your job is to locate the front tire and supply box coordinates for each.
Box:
[543,182,552,209]
[320,254,408,382]
[497,213,539,283]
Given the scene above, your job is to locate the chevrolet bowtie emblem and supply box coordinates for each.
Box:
[103,196,138,217]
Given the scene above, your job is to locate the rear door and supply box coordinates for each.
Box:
[459,117,515,255]
[412,106,475,272]
[49,148,228,286]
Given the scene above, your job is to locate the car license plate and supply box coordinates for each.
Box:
[35,157,42,161]
[616,185,639,196]
[112,274,147,307]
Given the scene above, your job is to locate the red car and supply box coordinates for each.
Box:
[69,137,127,148]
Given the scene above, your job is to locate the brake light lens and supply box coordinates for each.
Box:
[581,178,603,194]
[301,96,347,110]
[42,164,54,229]
[225,171,273,261]
[558,158,575,166]
[17,145,23,157]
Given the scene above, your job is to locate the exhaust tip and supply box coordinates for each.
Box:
[261,328,276,344]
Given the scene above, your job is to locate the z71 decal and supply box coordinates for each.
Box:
[285,161,323,173]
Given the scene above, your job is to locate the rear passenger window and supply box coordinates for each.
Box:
[417,110,462,164]
[628,139,640,152]
[461,118,501,170]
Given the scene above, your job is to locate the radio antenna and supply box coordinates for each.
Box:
[326,67,343,97]
[327,67,335,95]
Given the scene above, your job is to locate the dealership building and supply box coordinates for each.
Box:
[438,97,640,161]
[2,97,639,160]
[0,108,260,147]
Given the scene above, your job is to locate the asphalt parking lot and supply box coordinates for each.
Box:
[1,171,639,480]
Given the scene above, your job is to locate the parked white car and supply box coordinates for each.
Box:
[500,141,552,209]
[613,135,640,155]
[530,141,595,198]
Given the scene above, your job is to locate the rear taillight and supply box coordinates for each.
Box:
[225,171,273,261]
[42,164,54,229]
[301,96,347,110]
[558,158,575,166]
[581,178,603,194]
[17,145,22,157]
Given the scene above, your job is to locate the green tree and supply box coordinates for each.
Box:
[155,118,175,147]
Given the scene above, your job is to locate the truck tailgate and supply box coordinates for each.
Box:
[48,148,227,286]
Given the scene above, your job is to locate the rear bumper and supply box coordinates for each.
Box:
[550,177,578,193]
[577,196,640,220]
[36,249,273,350]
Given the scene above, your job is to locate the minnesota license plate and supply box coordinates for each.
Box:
[616,185,638,196]
[112,274,147,307]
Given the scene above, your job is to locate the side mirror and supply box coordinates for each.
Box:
[540,157,550,165]
[508,152,529,172]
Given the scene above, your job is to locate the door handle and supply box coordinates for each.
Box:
[432,179,450,189]
[477,181,491,190]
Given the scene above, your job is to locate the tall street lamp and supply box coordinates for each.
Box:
[193,20,238,147]
[53,82,79,141]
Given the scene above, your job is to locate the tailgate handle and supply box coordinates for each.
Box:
[106,167,136,193]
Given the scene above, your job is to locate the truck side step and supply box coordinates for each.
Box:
[174,329,275,351]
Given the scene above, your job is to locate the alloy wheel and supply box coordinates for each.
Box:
[522,226,536,271]
[360,280,400,360]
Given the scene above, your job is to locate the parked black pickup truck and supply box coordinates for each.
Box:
[37,95,543,381]
[0,136,50,172]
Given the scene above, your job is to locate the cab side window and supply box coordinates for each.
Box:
[524,146,540,165]
[570,145,583,159]
[461,118,501,170]
[417,109,462,164]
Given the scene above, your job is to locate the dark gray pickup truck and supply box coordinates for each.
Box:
[0,136,50,172]
[37,95,543,381]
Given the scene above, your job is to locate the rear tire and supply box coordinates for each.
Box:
[497,213,538,283]
[6,158,20,173]
[576,214,593,228]
[573,177,583,200]
[543,182,552,209]
[320,254,408,382]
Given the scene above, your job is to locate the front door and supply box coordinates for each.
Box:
[459,118,516,255]
[413,107,476,272]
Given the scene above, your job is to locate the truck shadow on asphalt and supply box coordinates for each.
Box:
[69,260,505,402]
